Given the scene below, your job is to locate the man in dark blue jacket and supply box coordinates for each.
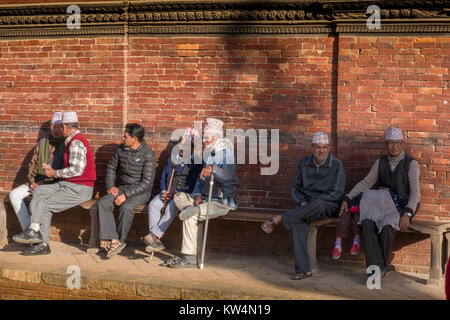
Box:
[143,128,202,253]
[262,132,345,280]
[164,118,239,268]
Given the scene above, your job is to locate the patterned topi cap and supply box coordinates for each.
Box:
[61,111,78,124]
[183,127,200,142]
[312,132,329,144]
[51,112,63,124]
[204,118,223,138]
[385,127,403,140]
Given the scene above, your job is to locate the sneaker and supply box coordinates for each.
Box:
[144,234,166,253]
[21,243,51,256]
[178,205,200,221]
[13,228,43,244]
[350,243,360,255]
[332,247,341,259]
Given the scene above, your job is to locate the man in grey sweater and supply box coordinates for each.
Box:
[262,132,346,280]
[339,127,420,277]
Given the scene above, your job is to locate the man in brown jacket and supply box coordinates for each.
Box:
[8,112,65,231]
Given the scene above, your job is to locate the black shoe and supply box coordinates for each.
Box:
[12,228,43,244]
[380,266,391,277]
[167,255,197,268]
[21,243,51,256]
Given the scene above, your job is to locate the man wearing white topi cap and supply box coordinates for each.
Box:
[338,126,420,278]
[261,132,346,280]
[8,112,65,231]
[13,111,96,255]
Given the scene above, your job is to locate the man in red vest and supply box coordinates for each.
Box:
[12,111,96,255]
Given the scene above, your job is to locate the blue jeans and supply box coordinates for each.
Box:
[148,192,179,239]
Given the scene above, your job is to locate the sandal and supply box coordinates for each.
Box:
[106,240,126,259]
[291,272,312,280]
[261,218,276,233]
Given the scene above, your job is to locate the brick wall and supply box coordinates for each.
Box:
[337,36,450,220]
[0,34,449,273]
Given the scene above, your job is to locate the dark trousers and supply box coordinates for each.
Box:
[361,219,396,269]
[98,187,151,243]
[336,211,361,238]
[282,198,339,274]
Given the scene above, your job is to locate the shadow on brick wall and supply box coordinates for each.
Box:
[11,121,52,189]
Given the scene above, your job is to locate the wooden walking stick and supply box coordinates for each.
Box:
[159,167,176,223]
[199,173,214,270]
[147,167,176,263]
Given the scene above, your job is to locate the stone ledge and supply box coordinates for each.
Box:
[0,262,288,300]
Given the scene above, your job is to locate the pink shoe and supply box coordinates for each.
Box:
[350,243,360,255]
[332,247,341,259]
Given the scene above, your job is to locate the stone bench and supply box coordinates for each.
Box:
[86,201,285,253]
[0,191,97,248]
[313,217,450,286]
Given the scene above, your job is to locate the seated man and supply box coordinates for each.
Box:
[164,118,239,268]
[98,123,156,258]
[13,111,96,255]
[143,128,202,253]
[261,132,346,280]
[340,127,420,277]
[9,112,65,231]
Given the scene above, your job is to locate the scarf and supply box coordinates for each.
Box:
[37,135,65,176]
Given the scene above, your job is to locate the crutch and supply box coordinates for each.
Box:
[199,173,214,270]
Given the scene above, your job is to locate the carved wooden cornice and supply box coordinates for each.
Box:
[0,1,448,37]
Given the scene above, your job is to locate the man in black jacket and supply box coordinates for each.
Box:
[98,123,156,258]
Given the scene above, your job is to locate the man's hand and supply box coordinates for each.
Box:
[161,191,168,202]
[167,190,175,200]
[29,183,39,195]
[114,193,127,207]
[338,200,348,217]
[107,187,119,197]
[194,195,202,206]
[399,214,410,231]
[42,163,55,178]
[200,165,213,179]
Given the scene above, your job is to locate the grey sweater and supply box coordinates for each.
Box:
[291,153,346,204]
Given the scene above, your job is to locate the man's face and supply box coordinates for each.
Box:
[386,140,404,157]
[50,123,63,139]
[179,137,185,155]
[123,131,136,147]
[62,124,70,138]
[202,135,216,148]
[312,143,329,163]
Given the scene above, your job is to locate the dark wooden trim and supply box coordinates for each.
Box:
[0,1,448,37]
